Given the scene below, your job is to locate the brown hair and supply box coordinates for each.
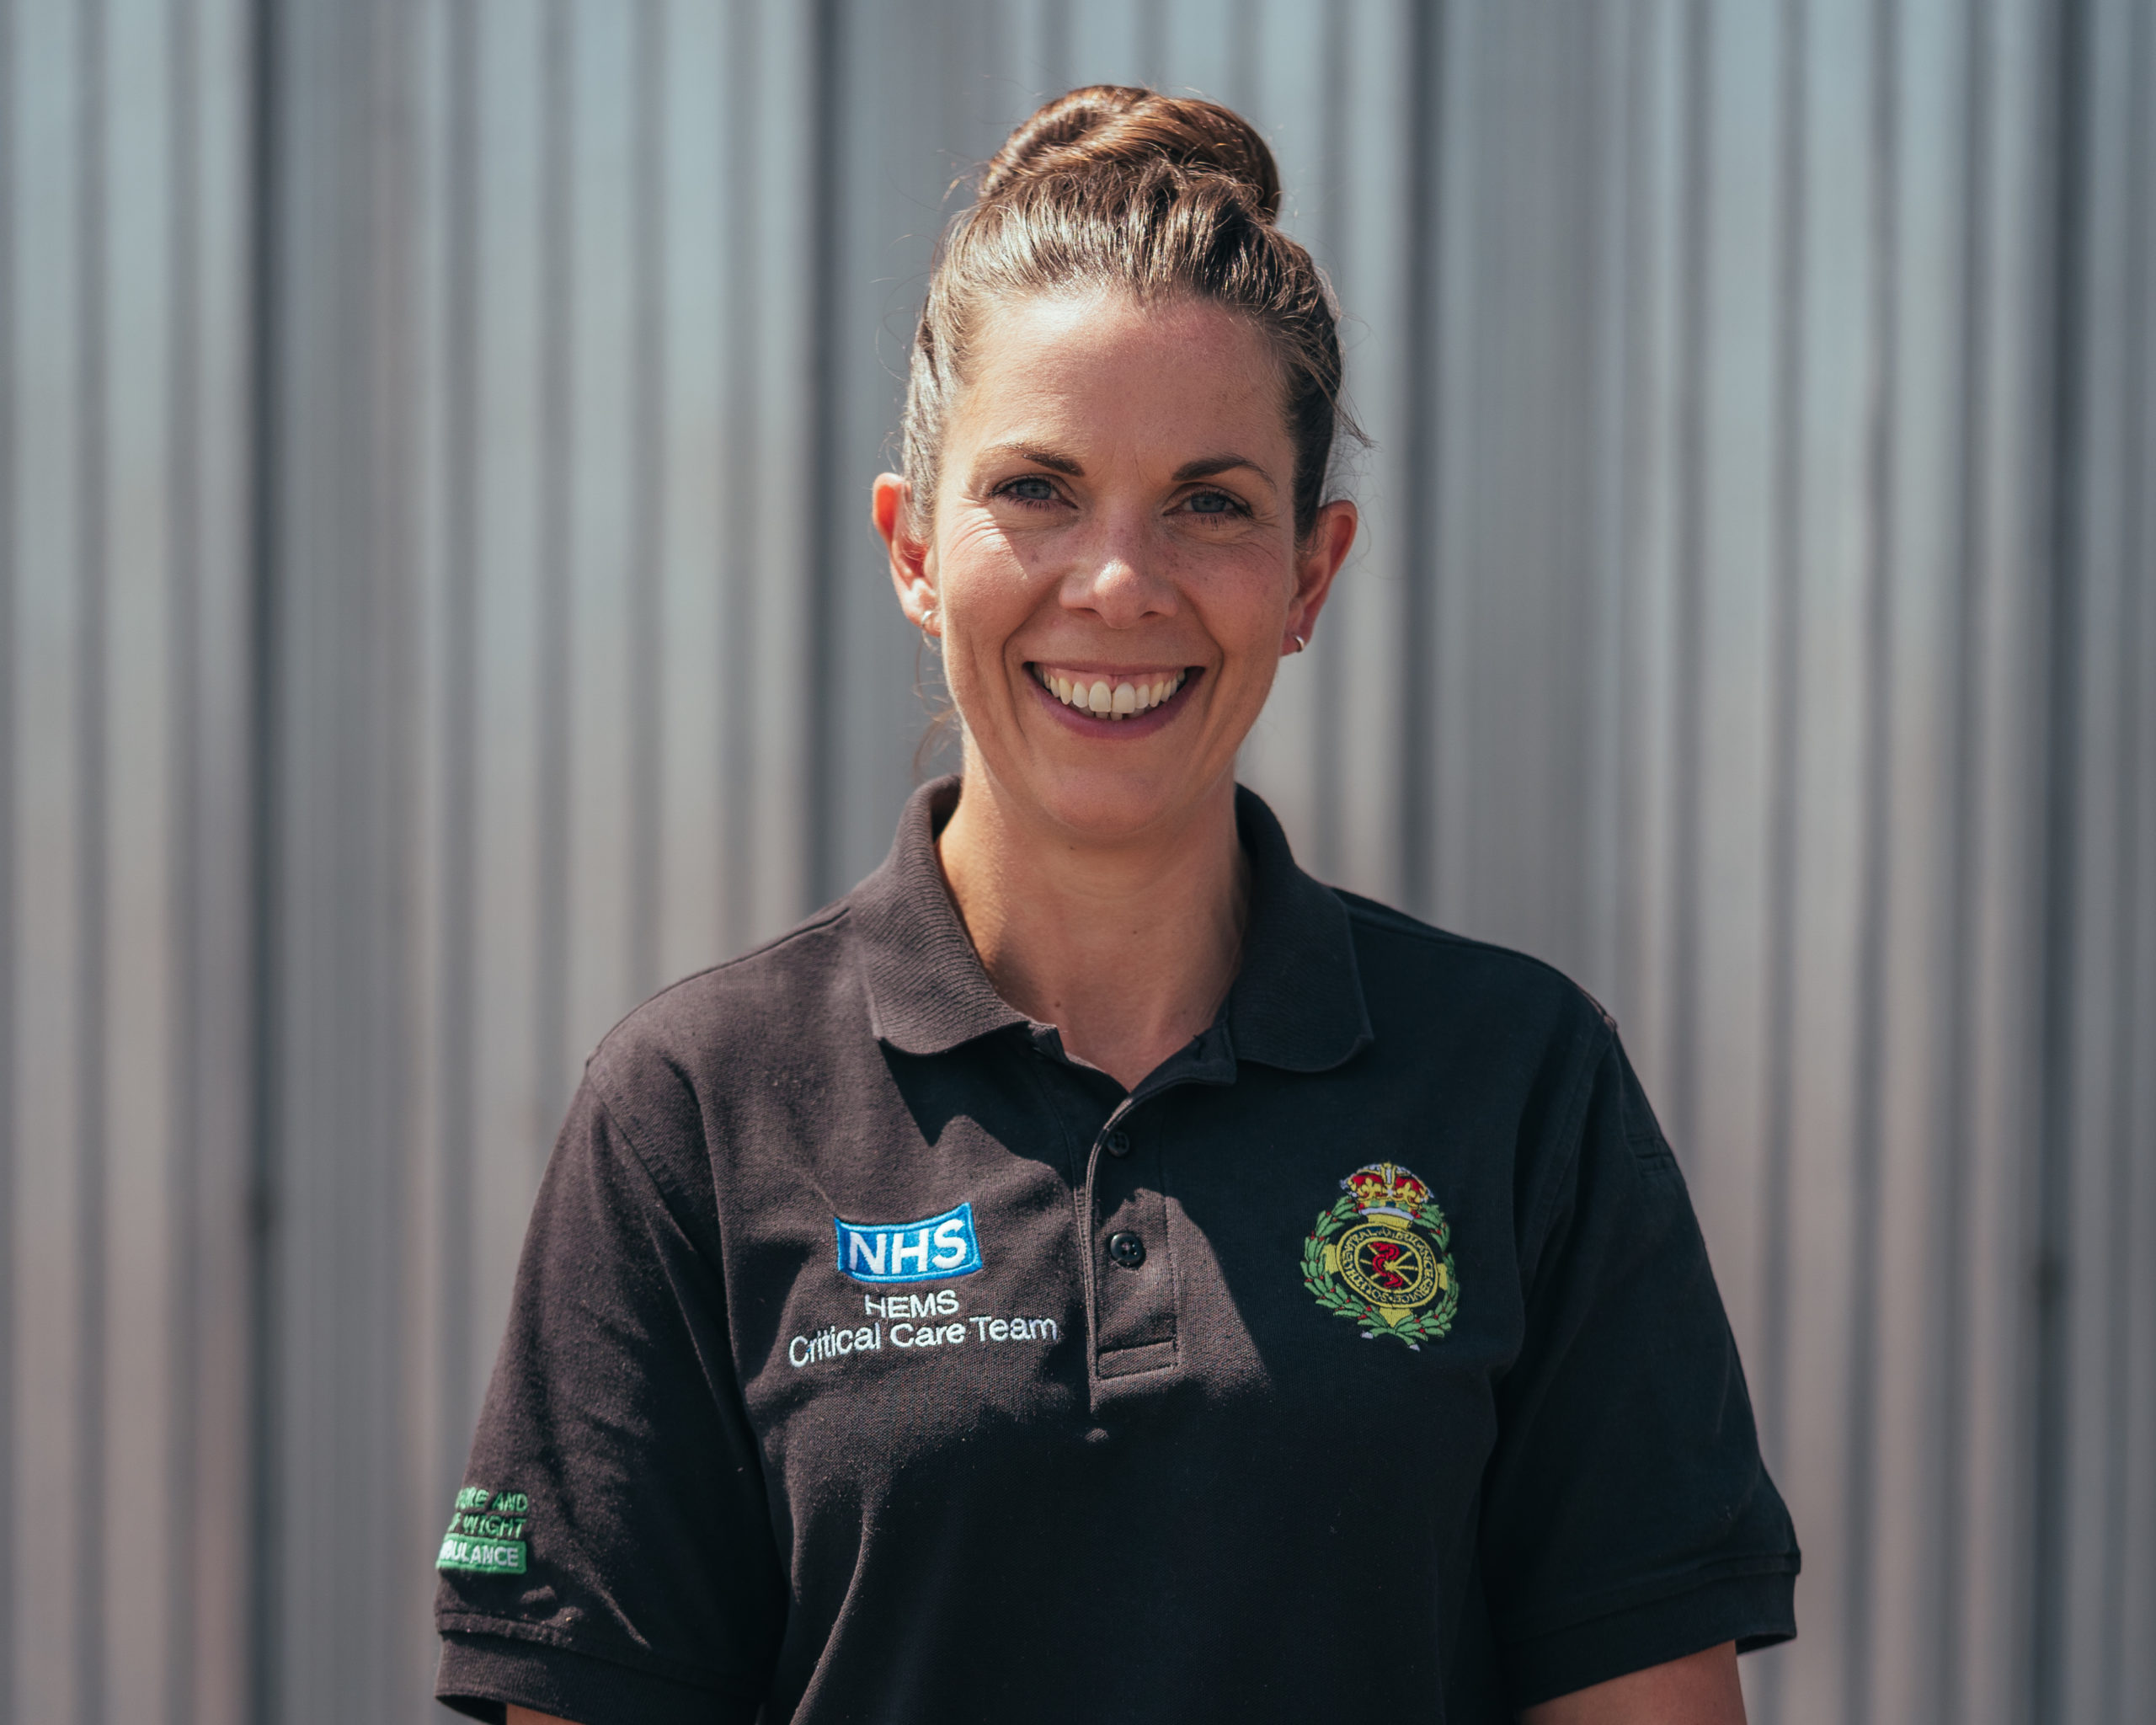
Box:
[901,86,1358,541]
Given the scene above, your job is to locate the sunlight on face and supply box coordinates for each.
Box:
[919,290,1347,844]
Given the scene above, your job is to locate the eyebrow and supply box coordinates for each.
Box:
[976,442,1084,476]
[1173,452,1273,487]
[976,445,1277,488]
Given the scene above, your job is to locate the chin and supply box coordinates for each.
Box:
[953,675,1251,841]
[1021,759,1229,843]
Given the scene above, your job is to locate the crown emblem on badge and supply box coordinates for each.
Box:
[1301,1162,1460,1350]
[1343,1162,1431,1221]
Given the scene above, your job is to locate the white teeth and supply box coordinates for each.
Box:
[1035,667,1190,715]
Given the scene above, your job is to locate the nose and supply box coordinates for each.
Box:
[1059,509,1176,628]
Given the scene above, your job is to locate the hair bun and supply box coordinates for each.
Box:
[979,86,1282,222]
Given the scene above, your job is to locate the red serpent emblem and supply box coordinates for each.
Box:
[1358,1236,1413,1290]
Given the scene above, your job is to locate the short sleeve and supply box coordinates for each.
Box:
[433,1074,783,1723]
[1481,1031,1800,1709]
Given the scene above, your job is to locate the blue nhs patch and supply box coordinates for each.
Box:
[834,1202,984,1284]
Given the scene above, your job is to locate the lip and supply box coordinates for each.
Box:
[1025,661,1201,740]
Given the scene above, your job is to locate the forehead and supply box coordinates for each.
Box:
[950,291,1283,454]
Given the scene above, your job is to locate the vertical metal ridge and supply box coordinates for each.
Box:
[1757,11,1811,1718]
[1583,0,1634,1007]
[1308,0,1348,879]
[1667,0,1712,1157]
[1035,0,1068,99]
[1397,0,1441,915]
[0,0,16,1706]
[1221,0,1256,110]
[628,0,664,996]
[535,0,572,1127]
[1610,0,1655,1012]
[1843,4,1903,1717]
[74,0,110,1715]
[437,0,478,1488]
[719,0,755,948]
[166,0,203,1717]
[1935,3,1994,1717]
[2096,5,2153,1715]
[2031,0,2094,1717]
[1135,0,1166,93]
[243,0,281,1712]
[803,0,842,908]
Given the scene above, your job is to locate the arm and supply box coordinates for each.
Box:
[1520,1642,1743,1725]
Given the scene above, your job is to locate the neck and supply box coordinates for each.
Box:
[935,765,1250,1092]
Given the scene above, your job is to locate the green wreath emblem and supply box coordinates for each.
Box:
[1301,1191,1460,1350]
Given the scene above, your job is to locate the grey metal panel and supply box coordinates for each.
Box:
[1950,6,2052,1722]
[1319,0,1412,903]
[9,4,98,1715]
[262,0,426,1712]
[2059,4,2156,1723]
[1867,1,2002,1716]
[2115,28,2156,1725]
[2,1,2149,1719]
[3,0,258,1720]
[170,3,256,1721]
[1227,0,1337,846]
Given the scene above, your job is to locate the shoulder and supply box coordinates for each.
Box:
[1331,887,1617,1046]
[579,900,867,1159]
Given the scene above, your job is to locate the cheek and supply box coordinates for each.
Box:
[1184,544,1298,647]
[934,514,1058,666]
[937,509,1011,568]
[934,511,1032,614]
[931,521,1027,710]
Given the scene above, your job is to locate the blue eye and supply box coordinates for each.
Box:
[1001,475,1057,503]
[1187,489,1239,515]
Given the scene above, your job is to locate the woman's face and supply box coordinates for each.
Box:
[876,290,1357,845]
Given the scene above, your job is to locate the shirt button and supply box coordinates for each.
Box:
[1107,1231,1146,1269]
[1104,1130,1131,1157]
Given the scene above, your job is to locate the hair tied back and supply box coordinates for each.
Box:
[904,85,1359,542]
[977,86,1283,222]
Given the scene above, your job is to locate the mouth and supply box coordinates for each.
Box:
[1027,663,1194,729]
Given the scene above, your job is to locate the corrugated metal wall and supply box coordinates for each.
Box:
[1,0,257,1719]
[3,3,2149,1722]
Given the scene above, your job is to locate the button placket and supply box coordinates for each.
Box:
[1088,1108,1177,1376]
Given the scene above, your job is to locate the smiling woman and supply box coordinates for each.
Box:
[874,286,1358,1087]
[433,88,1796,1725]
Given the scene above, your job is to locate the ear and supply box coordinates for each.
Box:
[873,473,937,633]
[1283,498,1358,654]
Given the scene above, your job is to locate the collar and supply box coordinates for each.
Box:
[851,776,1373,1074]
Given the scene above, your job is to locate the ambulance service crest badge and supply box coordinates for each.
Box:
[1302,1162,1460,1349]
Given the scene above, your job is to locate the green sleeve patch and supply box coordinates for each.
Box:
[436,1487,531,1575]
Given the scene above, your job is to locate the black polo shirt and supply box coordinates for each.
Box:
[435,777,1797,1724]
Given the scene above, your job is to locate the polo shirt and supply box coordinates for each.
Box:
[434,776,1798,1724]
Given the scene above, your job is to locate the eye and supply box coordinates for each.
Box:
[1183,488,1247,518]
[995,474,1060,505]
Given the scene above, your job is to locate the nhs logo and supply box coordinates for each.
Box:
[834,1202,984,1284]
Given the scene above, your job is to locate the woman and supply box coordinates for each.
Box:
[435,88,1796,1725]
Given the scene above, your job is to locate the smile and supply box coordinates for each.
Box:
[1029,664,1189,721]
